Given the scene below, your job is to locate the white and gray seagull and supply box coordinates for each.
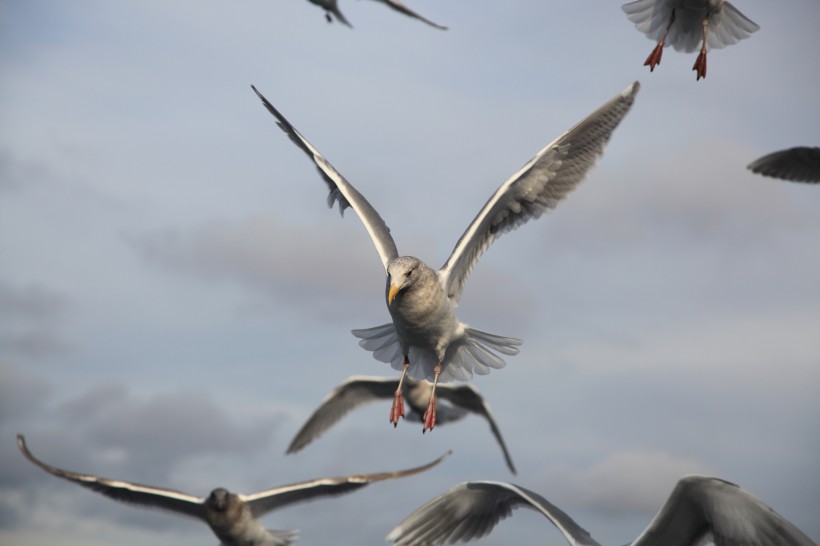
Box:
[387,477,817,546]
[747,147,820,184]
[18,434,449,546]
[251,82,639,432]
[306,0,447,30]
[286,375,517,474]
[622,0,759,80]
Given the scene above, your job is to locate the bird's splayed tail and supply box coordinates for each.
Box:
[352,325,521,383]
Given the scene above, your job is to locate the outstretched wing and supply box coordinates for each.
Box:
[632,475,816,546]
[380,0,448,30]
[17,434,207,522]
[436,383,517,474]
[286,376,399,454]
[440,82,639,302]
[243,452,451,518]
[748,147,820,183]
[386,481,600,546]
[252,85,399,270]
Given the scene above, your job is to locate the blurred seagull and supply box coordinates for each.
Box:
[251,82,639,432]
[287,375,517,474]
[622,0,759,80]
[747,147,820,183]
[18,434,449,546]
[306,0,447,30]
[387,477,817,546]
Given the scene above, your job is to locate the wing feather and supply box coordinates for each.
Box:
[252,85,399,269]
[243,451,450,518]
[440,82,639,301]
[17,434,207,522]
[386,481,600,546]
[286,376,399,454]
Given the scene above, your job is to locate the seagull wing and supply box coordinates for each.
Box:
[440,82,639,301]
[243,451,451,518]
[703,1,760,51]
[252,85,399,270]
[17,434,207,522]
[386,481,601,546]
[286,376,399,454]
[379,0,448,30]
[632,475,816,546]
[435,384,517,474]
[747,147,820,183]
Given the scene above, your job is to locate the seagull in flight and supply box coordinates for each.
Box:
[286,375,517,474]
[622,0,759,80]
[18,434,449,546]
[306,0,447,30]
[747,147,820,183]
[251,82,639,432]
[387,477,817,546]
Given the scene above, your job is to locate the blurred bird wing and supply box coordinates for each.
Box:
[243,451,451,518]
[252,85,399,270]
[286,376,399,453]
[439,82,639,302]
[386,481,600,546]
[436,383,517,474]
[380,0,448,30]
[17,434,207,522]
[632,475,817,546]
[747,147,820,183]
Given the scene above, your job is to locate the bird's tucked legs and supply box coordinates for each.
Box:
[644,8,676,71]
[324,12,332,23]
[422,363,441,433]
[390,357,410,427]
[693,16,709,80]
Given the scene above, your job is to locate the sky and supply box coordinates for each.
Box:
[1,1,819,545]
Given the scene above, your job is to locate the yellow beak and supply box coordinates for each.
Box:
[388,283,401,305]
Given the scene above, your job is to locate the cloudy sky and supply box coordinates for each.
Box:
[1,1,819,545]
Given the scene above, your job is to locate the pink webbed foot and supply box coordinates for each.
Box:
[389,389,405,427]
[422,395,437,433]
[693,49,707,80]
[644,43,664,71]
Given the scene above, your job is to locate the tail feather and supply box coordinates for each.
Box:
[352,325,521,383]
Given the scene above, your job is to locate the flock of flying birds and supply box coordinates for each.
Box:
[18,1,819,545]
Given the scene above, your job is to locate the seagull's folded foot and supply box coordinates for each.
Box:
[422,395,437,433]
[693,49,707,80]
[325,12,332,23]
[643,43,664,71]
[389,390,405,427]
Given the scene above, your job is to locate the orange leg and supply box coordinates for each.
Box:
[389,357,410,426]
[644,8,676,71]
[693,16,709,80]
[422,363,441,433]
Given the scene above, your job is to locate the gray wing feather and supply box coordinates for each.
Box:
[17,434,207,522]
[632,476,817,546]
[243,451,450,518]
[748,147,820,183]
[286,376,399,454]
[440,82,639,301]
[252,85,399,269]
[435,384,517,474]
[380,0,447,30]
[386,481,600,546]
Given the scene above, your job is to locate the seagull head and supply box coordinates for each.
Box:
[206,488,233,512]
[386,257,424,305]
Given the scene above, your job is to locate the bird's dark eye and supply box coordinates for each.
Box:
[405,270,412,278]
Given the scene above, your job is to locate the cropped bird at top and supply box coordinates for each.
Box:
[622,0,759,80]
[18,434,449,546]
[387,477,817,546]
[747,147,820,184]
[251,82,639,432]
[306,0,447,30]
[286,375,517,474]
